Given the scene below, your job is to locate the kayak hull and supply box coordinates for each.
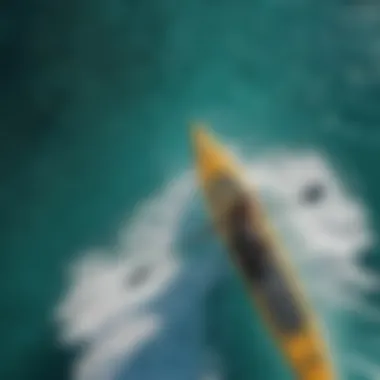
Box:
[191,126,335,380]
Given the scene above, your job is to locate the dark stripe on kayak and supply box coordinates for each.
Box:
[209,176,306,333]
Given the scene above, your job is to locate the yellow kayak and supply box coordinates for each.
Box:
[191,125,336,380]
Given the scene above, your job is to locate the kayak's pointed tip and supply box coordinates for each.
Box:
[189,121,210,144]
[189,122,234,182]
[190,122,216,162]
[189,121,212,156]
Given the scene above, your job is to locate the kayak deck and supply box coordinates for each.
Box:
[191,126,336,380]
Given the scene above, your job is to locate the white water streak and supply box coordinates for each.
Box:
[56,148,377,380]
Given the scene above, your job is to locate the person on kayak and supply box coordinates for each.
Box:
[227,195,305,332]
[228,195,269,282]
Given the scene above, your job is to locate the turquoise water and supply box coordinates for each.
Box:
[1,1,380,379]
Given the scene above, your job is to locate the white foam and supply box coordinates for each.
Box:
[56,253,178,345]
[56,148,377,380]
[73,314,160,380]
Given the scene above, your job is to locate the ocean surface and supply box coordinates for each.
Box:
[1,1,380,380]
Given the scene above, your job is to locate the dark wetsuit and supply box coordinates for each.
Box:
[229,198,269,282]
[227,197,305,332]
